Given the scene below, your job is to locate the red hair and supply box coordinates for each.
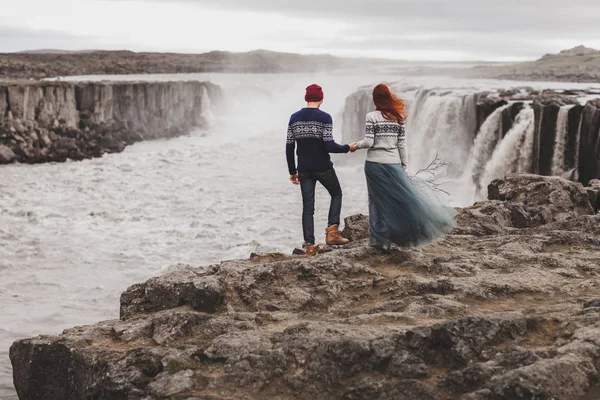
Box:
[373,83,407,123]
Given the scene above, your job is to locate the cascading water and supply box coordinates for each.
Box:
[551,105,575,175]
[406,90,477,176]
[340,83,600,206]
[462,104,511,191]
[574,110,584,177]
[480,107,535,192]
[200,86,216,125]
[517,109,537,173]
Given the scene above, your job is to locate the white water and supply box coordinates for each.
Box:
[2,74,599,398]
[551,105,575,176]
[517,108,537,174]
[405,91,477,176]
[463,104,511,190]
[480,107,535,194]
[200,86,217,126]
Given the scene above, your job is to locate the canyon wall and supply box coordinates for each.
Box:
[341,87,600,187]
[0,81,221,164]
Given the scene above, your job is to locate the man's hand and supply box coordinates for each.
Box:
[349,143,358,152]
[290,174,300,185]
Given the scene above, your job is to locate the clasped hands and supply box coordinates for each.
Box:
[289,143,359,185]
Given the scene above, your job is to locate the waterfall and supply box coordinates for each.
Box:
[200,86,216,126]
[480,107,535,190]
[406,88,430,125]
[551,105,575,175]
[340,85,599,205]
[406,90,477,175]
[463,104,511,189]
[574,112,584,174]
[517,109,536,173]
[463,93,478,144]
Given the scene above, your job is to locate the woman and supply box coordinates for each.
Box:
[351,83,455,249]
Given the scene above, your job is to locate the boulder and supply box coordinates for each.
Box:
[488,174,594,218]
[456,174,595,235]
[586,179,600,213]
[0,144,16,164]
[341,213,369,241]
[120,267,224,319]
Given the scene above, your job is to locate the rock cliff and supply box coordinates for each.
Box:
[0,81,221,164]
[341,86,600,184]
[10,174,600,399]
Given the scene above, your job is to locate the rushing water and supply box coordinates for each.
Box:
[480,106,535,195]
[551,105,576,175]
[1,73,599,398]
[406,91,478,176]
[463,104,511,188]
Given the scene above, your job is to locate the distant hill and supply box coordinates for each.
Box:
[0,49,493,80]
[464,45,600,83]
[2,47,597,83]
[17,49,102,54]
[556,45,600,57]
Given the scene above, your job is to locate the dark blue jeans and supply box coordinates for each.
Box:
[299,168,343,245]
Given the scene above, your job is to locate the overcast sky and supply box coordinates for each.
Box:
[1,0,599,61]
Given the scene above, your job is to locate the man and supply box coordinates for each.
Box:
[286,84,357,256]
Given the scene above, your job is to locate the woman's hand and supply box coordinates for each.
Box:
[349,143,358,152]
[290,174,300,185]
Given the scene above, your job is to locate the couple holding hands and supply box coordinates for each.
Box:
[286,83,453,256]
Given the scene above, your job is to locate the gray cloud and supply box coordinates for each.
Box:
[0,28,81,53]
[124,0,600,58]
[3,0,600,59]
[0,27,127,53]
[133,0,600,32]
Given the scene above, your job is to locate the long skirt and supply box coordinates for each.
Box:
[365,161,455,247]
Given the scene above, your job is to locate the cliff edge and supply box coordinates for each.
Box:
[9,174,600,399]
[0,81,221,164]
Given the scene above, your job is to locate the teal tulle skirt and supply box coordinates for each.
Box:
[365,161,456,247]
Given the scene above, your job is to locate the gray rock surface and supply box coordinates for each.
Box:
[0,144,16,163]
[10,174,600,399]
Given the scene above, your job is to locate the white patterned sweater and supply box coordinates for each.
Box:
[356,111,407,168]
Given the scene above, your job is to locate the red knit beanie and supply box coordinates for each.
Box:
[305,84,324,102]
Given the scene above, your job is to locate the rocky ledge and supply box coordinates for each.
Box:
[0,81,221,164]
[10,174,600,400]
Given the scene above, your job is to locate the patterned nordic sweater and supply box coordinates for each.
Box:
[286,108,349,175]
[356,111,407,168]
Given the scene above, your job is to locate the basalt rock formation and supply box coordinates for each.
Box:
[10,174,600,400]
[0,81,221,164]
[341,86,600,184]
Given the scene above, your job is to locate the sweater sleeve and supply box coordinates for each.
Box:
[356,114,375,149]
[322,115,350,153]
[398,122,408,169]
[286,119,297,175]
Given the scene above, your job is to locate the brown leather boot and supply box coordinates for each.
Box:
[326,225,349,245]
[305,244,319,257]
